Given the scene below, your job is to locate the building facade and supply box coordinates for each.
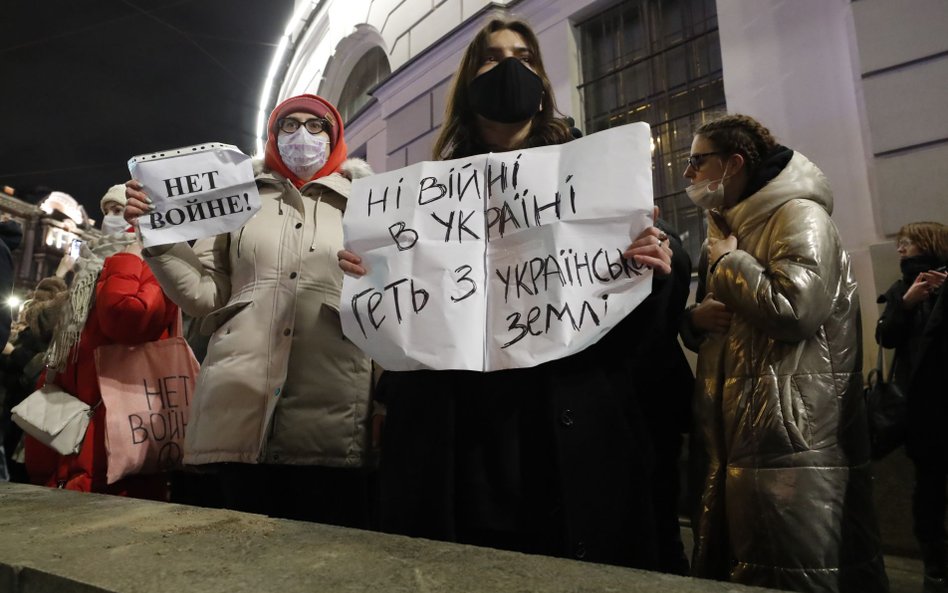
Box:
[0,189,97,303]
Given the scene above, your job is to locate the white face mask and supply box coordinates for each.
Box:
[277,128,330,180]
[685,164,730,210]
[101,214,128,236]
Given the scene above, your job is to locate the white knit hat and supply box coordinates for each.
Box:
[99,184,127,214]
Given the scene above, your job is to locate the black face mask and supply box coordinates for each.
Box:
[468,57,544,124]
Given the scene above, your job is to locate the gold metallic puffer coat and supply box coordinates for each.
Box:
[691,151,887,592]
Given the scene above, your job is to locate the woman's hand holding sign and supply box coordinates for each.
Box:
[622,206,672,276]
[338,249,367,277]
[124,179,154,225]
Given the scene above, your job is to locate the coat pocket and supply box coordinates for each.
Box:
[320,300,345,336]
[778,375,813,451]
[199,299,253,336]
[317,299,372,379]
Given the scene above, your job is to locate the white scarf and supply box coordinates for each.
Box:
[45,233,137,371]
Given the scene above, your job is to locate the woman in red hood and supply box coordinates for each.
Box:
[124,95,375,526]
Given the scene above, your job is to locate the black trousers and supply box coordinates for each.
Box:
[217,463,371,528]
[914,457,948,544]
[377,367,660,570]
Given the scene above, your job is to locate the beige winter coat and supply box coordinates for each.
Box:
[145,162,372,467]
[691,152,886,592]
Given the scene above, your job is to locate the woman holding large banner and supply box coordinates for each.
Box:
[681,114,887,592]
[339,19,686,570]
[124,94,375,527]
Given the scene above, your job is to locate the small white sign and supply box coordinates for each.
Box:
[128,143,261,248]
[341,123,655,372]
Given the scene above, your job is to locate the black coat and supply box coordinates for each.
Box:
[876,264,948,463]
[1,326,47,471]
[376,226,693,569]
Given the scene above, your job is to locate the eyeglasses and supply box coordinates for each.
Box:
[686,151,722,170]
[897,237,914,249]
[277,117,330,135]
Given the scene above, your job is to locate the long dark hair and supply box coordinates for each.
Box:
[432,18,571,160]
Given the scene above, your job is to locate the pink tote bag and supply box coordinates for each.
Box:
[95,319,200,484]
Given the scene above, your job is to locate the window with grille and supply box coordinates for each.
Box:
[577,0,725,265]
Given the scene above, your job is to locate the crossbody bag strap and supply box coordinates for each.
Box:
[879,346,899,383]
[171,308,184,338]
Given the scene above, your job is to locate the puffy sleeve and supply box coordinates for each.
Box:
[94,253,174,344]
[143,234,232,317]
[708,199,841,343]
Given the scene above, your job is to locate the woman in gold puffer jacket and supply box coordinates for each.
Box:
[681,115,887,593]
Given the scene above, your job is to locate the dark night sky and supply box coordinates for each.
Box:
[1,0,295,219]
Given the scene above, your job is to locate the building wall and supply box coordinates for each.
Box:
[280,0,599,175]
[852,0,948,238]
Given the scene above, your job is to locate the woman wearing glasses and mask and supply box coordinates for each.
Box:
[339,19,684,570]
[124,94,374,527]
[681,114,886,592]
[876,222,948,593]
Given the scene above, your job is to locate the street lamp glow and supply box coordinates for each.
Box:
[254,0,318,156]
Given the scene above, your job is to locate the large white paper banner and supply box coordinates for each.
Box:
[128,142,261,248]
[341,123,654,371]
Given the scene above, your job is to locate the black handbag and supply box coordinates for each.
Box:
[864,346,907,460]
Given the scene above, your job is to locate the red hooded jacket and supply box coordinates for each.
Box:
[25,253,178,499]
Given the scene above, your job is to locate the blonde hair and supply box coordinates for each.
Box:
[898,222,948,261]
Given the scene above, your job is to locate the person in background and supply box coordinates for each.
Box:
[104,180,215,364]
[100,183,129,228]
[123,94,375,527]
[876,222,948,593]
[1,276,68,483]
[24,186,176,499]
[339,18,681,570]
[681,113,887,593]
[0,217,21,352]
[0,217,22,481]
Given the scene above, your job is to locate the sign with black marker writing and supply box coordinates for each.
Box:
[341,123,654,371]
[128,143,261,248]
[95,334,200,484]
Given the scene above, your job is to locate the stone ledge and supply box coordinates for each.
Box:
[0,482,777,593]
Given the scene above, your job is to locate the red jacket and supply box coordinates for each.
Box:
[26,253,178,498]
